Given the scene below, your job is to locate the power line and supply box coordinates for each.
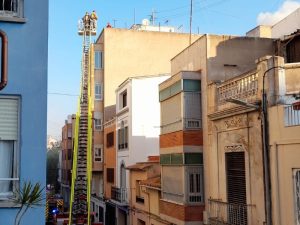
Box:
[48,92,78,97]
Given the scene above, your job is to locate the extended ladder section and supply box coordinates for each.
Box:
[69,13,97,225]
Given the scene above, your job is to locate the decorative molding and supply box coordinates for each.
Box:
[224,116,248,129]
[224,144,244,152]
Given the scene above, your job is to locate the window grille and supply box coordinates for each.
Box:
[186,166,204,203]
[0,0,23,18]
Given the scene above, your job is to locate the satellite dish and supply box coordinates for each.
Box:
[142,19,150,26]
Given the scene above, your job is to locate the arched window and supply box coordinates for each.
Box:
[120,162,126,189]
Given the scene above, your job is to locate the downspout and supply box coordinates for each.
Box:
[262,64,284,225]
[0,30,8,90]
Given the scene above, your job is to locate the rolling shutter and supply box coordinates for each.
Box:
[0,98,19,140]
[226,152,247,225]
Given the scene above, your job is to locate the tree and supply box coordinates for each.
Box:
[47,146,60,193]
[14,181,44,225]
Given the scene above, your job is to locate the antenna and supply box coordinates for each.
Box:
[113,19,117,27]
[178,24,183,33]
[149,9,156,25]
[189,0,193,44]
[133,8,136,25]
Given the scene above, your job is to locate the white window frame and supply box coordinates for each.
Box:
[94,112,103,131]
[185,166,204,204]
[94,118,102,131]
[0,96,20,202]
[94,146,103,162]
[118,124,128,150]
[95,83,103,101]
[94,51,103,69]
[294,169,300,225]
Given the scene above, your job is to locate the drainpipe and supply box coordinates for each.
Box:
[262,65,284,225]
[0,30,8,90]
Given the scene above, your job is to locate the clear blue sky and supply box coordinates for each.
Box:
[48,0,298,138]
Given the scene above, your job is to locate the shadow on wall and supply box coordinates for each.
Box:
[207,36,275,82]
[104,105,116,122]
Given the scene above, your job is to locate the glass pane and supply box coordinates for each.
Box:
[183,79,201,92]
[95,51,100,69]
[0,141,14,194]
[189,174,194,192]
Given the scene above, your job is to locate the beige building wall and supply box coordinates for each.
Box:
[96,28,200,108]
[170,35,274,212]
[269,105,300,225]
[268,61,300,225]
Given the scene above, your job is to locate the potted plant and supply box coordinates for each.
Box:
[14,181,44,225]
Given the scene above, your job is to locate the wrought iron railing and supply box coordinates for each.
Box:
[217,72,259,107]
[111,186,127,203]
[284,105,300,126]
[208,199,254,225]
[0,0,19,16]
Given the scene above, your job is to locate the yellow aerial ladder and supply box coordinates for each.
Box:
[68,12,97,225]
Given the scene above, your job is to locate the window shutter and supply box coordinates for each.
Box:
[0,98,19,140]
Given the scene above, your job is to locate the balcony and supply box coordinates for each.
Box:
[111,186,128,204]
[284,105,300,126]
[217,71,259,112]
[208,199,254,225]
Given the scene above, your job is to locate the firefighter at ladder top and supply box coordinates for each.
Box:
[82,11,98,29]
[90,10,98,29]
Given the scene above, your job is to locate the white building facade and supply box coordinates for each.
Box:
[108,75,170,225]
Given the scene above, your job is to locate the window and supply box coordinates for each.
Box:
[94,112,103,131]
[119,90,127,109]
[135,180,144,204]
[95,83,102,100]
[118,126,128,150]
[0,97,19,199]
[94,146,102,162]
[67,127,72,138]
[294,169,300,225]
[106,132,114,148]
[94,51,103,69]
[186,166,204,203]
[0,0,24,19]
[68,149,72,160]
[107,168,114,183]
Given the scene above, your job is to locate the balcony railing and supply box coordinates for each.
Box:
[217,72,259,110]
[284,105,300,126]
[111,186,127,204]
[208,199,254,225]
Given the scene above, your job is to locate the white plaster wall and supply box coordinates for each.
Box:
[272,8,300,38]
[115,76,169,194]
[131,76,170,163]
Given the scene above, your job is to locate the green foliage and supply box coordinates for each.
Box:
[47,146,60,192]
[14,181,44,225]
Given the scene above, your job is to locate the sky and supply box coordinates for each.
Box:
[48,0,300,139]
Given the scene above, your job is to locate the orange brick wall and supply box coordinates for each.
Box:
[103,122,116,199]
[160,130,203,148]
[159,200,204,221]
